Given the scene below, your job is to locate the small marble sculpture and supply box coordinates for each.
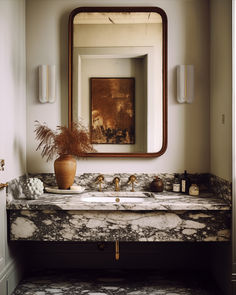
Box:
[23,178,44,199]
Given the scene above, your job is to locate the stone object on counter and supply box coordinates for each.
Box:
[22,178,44,200]
[150,176,164,192]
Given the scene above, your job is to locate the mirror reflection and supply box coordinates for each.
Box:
[69,8,167,157]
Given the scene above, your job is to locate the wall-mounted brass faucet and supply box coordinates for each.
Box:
[128,175,137,192]
[95,175,104,192]
[113,177,120,191]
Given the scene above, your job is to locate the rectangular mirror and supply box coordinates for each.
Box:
[69,7,167,157]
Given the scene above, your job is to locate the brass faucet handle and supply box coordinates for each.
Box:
[95,175,104,192]
[95,175,104,183]
[128,175,137,184]
[113,177,120,183]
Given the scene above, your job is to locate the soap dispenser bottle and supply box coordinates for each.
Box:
[173,174,181,192]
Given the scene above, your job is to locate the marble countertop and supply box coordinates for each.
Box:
[7,190,231,211]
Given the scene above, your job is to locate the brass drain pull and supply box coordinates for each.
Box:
[115,240,119,261]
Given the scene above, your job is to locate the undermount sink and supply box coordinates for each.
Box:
[85,191,151,198]
[80,191,151,203]
[80,196,146,203]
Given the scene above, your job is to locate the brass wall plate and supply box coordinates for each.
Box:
[0,183,8,190]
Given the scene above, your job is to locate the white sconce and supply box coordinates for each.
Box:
[177,65,194,103]
[38,65,56,103]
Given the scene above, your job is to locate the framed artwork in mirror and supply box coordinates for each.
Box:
[91,78,135,145]
[68,6,168,157]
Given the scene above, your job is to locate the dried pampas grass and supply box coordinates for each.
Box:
[34,121,96,162]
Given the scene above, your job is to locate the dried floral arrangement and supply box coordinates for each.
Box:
[34,121,96,162]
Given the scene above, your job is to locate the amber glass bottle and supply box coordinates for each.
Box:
[181,170,190,194]
[173,174,181,192]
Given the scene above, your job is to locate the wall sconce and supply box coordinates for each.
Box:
[177,65,194,103]
[38,65,56,103]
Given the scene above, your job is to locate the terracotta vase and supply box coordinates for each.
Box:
[54,155,76,189]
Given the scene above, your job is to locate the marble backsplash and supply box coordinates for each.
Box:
[7,172,232,202]
[209,174,232,202]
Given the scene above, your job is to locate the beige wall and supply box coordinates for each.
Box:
[0,0,26,182]
[26,0,210,174]
[210,0,232,181]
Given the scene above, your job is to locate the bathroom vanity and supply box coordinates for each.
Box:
[7,174,231,243]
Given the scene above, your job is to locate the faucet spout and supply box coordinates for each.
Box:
[128,175,137,192]
[113,177,120,191]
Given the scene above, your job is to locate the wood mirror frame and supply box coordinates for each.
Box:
[68,7,167,157]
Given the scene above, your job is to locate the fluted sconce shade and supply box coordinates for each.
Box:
[177,65,194,103]
[39,65,56,103]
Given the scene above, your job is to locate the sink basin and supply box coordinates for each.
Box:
[85,191,151,198]
[80,196,146,203]
[80,191,151,203]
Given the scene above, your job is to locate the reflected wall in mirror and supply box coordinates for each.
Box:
[69,7,167,157]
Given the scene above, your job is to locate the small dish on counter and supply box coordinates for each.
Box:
[45,185,85,194]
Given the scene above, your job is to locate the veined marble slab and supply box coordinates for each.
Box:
[11,269,219,295]
[7,191,231,211]
[7,173,232,204]
[9,209,230,242]
[7,173,231,242]
[210,174,232,202]
[7,192,231,242]
[7,173,211,199]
